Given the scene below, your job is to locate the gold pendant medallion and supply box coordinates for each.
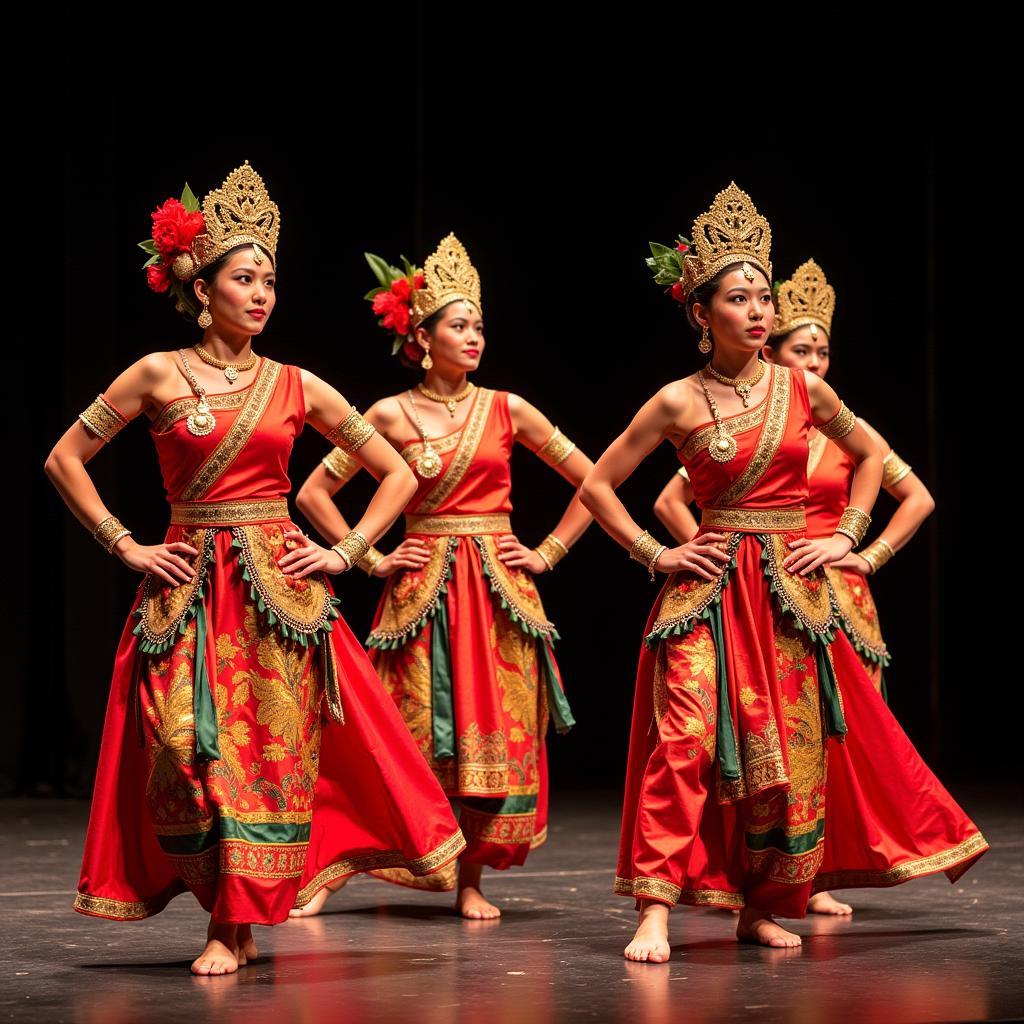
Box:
[709,431,737,463]
[416,446,443,478]
[187,399,216,437]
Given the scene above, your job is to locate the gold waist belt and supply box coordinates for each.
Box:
[700,506,806,533]
[170,498,290,526]
[405,513,512,536]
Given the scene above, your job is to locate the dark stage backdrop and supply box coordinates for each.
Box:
[14,9,1011,795]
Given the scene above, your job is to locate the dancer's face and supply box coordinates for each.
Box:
[195,247,276,337]
[693,266,774,358]
[417,301,485,374]
[764,326,831,379]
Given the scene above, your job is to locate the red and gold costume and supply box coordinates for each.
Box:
[73,165,463,926]
[327,386,574,883]
[616,360,985,916]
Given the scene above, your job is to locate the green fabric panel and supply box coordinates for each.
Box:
[708,600,740,782]
[745,818,826,855]
[430,595,456,759]
[217,816,312,844]
[462,794,537,815]
[816,643,848,737]
[192,597,222,762]
[540,640,575,733]
[156,827,219,856]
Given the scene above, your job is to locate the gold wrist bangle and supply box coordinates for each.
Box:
[859,537,895,574]
[93,515,131,554]
[332,530,370,572]
[356,546,385,576]
[835,506,871,546]
[534,534,569,571]
[630,530,668,581]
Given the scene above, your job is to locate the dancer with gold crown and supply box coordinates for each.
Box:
[652,258,938,918]
[291,234,592,920]
[580,183,985,958]
[45,163,464,975]
[655,259,933,698]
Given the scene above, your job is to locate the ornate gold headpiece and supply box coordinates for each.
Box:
[173,161,280,280]
[681,182,772,294]
[771,258,835,337]
[411,233,482,326]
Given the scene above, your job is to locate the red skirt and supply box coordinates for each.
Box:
[74,522,464,926]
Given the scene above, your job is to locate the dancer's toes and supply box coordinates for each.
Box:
[737,910,802,948]
[191,939,239,975]
[624,906,671,962]
[457,887,501,920]
[807,891,853,916]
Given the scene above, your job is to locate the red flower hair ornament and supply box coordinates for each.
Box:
[365,252,426,361]
[138,185,206,316]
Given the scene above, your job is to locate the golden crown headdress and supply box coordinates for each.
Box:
[411,233,482,326]
[173,161,281,281]
[682,182,772,294]
[772,258,836,337]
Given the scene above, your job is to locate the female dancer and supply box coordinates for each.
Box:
[45,164,464,975]
[655,258,934,696]
[653,259,937,917]
[292,235,592,919]
[580,183,985,958]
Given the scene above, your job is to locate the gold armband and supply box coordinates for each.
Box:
[629,530,667,581]
[859,537,895,574]
[326,409,375,453]
[537,428,577,467]
[92,515,131,554]
[322,447,361,482]
[835,506,871,546]
[79,395,129,443]
[356,546,385,576]
[817,402,856,440]
[882,450,912,488]
[332,530,370,571]
[534,534,569,571]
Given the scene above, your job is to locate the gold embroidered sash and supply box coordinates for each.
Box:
[713,365,791,507]
[152,391,248,435]
[415,389,495,513]
[179,359,282,501]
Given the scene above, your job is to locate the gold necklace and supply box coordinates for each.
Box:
[417,381,475,417]
[698,371,737,463]
[178,349,216,437]
[406,390,443,478]
[703,359,766,407]
[193,344,258,384]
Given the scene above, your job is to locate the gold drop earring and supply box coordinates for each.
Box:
[197,295,213,329]
[698,323,712,354]
[420,345,433,370]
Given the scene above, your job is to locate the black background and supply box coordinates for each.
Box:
[13,7,1013,795]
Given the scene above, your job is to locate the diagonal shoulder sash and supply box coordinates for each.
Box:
[713,365,791,507]
[179,359,282,501]
[415,388,496,513]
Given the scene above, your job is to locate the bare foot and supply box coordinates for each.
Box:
[807,891,853,916]
[289,875,349,919]
[736,908,802,948]
[191,922,240,975]
[624,901,671,963]
[457,886,502,920]
[236,923,258,966]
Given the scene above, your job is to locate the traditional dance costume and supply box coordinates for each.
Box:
[618,185,985,916]
[318,236,575,886]
[72,165,463,926]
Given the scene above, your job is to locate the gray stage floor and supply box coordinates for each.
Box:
[2,787,1021,1023]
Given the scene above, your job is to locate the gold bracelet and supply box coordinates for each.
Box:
[322,447,361,482]
[835,506,871,546]
[882,450,912,488]
[534,534,569,571]
[356,546,385,576]
[859,537,895,574]
[332,530,370,571]
[630,530,668,581]
[537,428,577,467]
[92,515,131,554]
[817,402,856,439]
[326,409,375,453]
[79,395,129,443]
